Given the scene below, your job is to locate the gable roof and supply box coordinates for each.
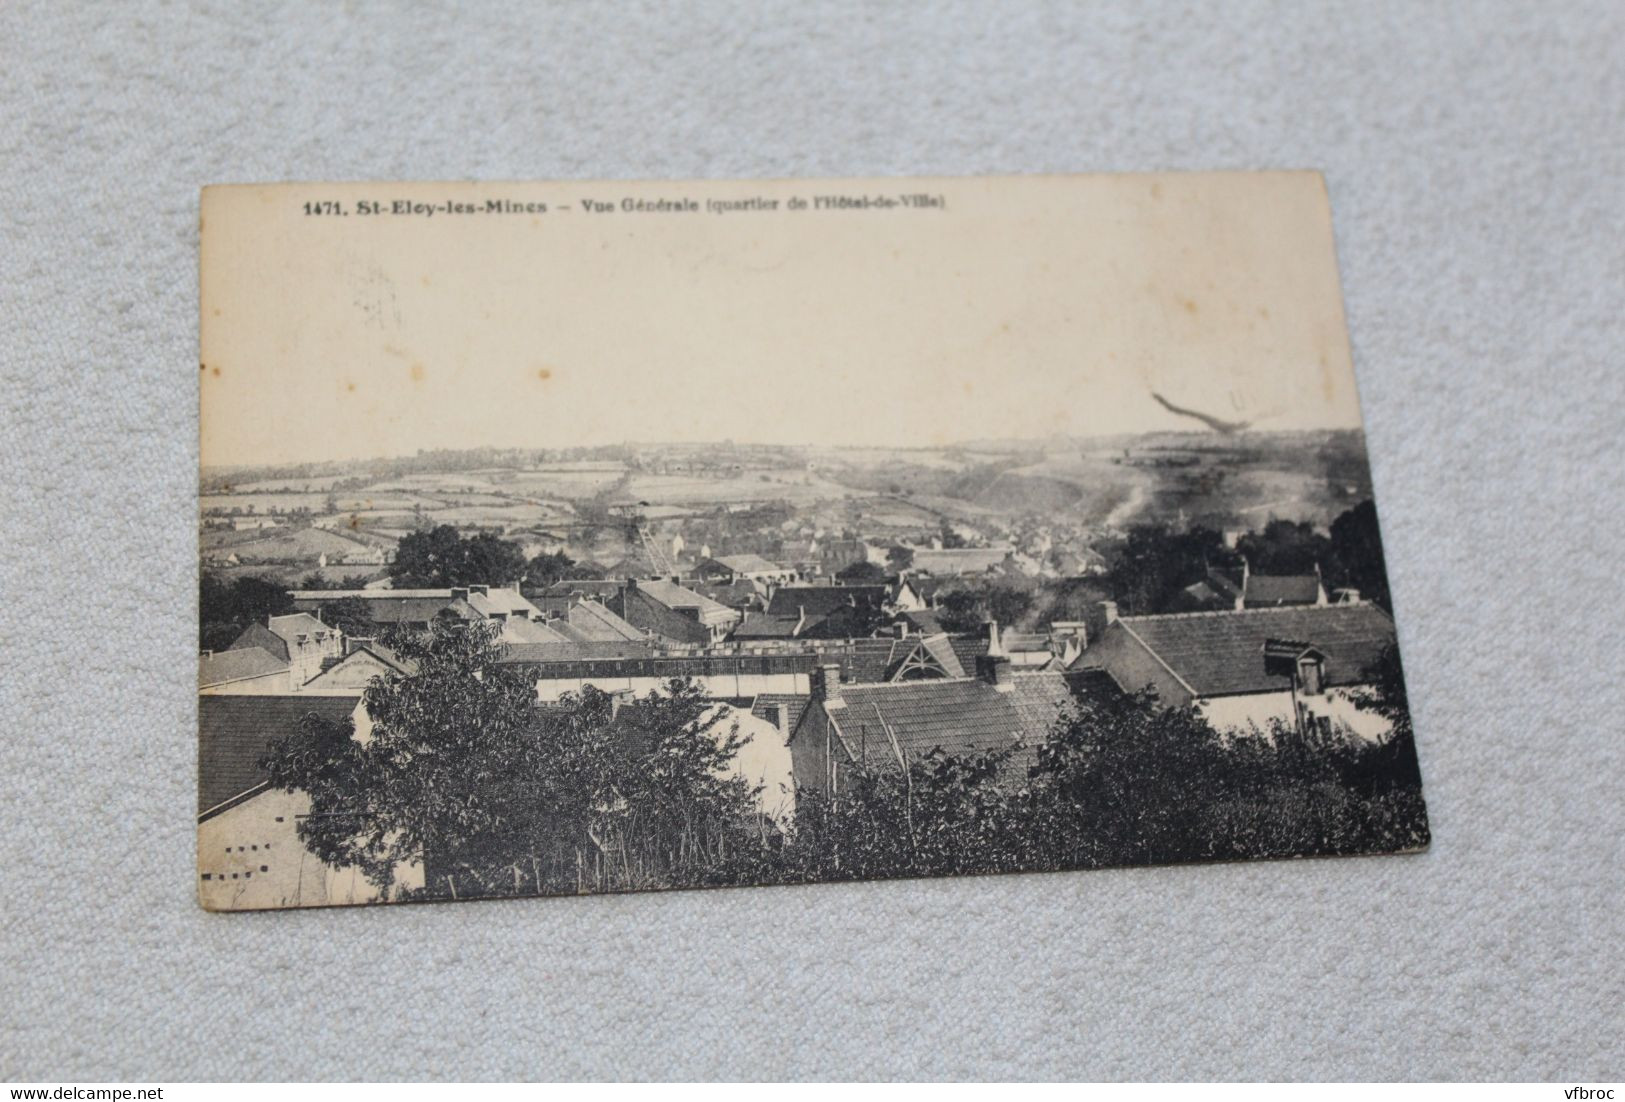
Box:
[825,672,1075,774]
[909,547,1013,575]
[339,641,414,675]
[766,584,887,618]
[710,553,783,574]
[687,579,761,609]
[228,621,291,662]
[540,579,623,598]
[900,608,944,634]
[1095,603,1395,697]
[1242,574,1323,607]
[499,616,573,644]
[291,592,454,625]
[198,695,358,818]
[733,611,810,639]
[299,641,417,690]
[633,579,739,625]
[462,586,542,619]
[267,613,332,647]
[199,647,289,689]
[549,598,648,643]
[750,693,811,734]
[497,640,658,664]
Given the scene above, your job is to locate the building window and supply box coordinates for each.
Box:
[275,817,285,823]
[201,873,212,880]
[260,865,268,873]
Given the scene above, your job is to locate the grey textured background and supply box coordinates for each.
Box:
[2,0,1622,1082]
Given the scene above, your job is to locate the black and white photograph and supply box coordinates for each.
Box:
[198,173,1427,911]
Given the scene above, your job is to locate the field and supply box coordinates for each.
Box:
[199,430,1376,573]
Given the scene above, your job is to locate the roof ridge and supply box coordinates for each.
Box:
[1125,603,1368,622]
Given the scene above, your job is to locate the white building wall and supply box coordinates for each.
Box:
[532,671,810,702]
[1197,687,1393,743]
[197,787,423,911]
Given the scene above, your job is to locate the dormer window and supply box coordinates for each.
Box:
[1296,654,1324,696]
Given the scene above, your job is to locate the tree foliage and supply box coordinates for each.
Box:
[261,622,768,901]
[388,525,527,588]
[315,596,375,639]
[836,559,887,584]
[524,549,578,590]
[199,572,292,651]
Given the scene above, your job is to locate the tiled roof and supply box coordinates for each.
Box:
[199,647,288,689]
[540,579,623,598]
[827,672,1075,772]
[267,613,332,647]
[947,633,992,671]
[500,616,572,644]
[1243,574,1322,607]
[733,612,809,639]
[688,580,760,608]
[341,641,415,674]
[837,637,911,683]
[750,693,810,734]
[766,584,887,618]
[909,547,1013,575]
[915,633,968,678]
[228,622,291,662]
[635,579,738,624]
[291,593,456,625]
[550,599,647,643]
[497,641,658,664]
[198,695,358,817]
[713,553,783,574]
[901,608,944,634]
[1104,603,1395,696]
[463,587,542,618]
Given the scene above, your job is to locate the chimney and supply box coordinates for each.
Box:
[976,652,1014,692]
[1099,600,1118,626]
[771,702,789,735]
[986,619,1005,657]
[812,663,843,706]
[609,689,632,720]
[894,620,910,639]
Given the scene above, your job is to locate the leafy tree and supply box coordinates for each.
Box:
[1106,524,1225,614]
[388,525,466,586]
[935,579,1035,632]
[525,549,578,589]
[388,525,526,587]
[1326,500,1393,610]
[317,596,376,639]
[199,572,292,650]
[460,531,527,587]
[886,545,915,572]
[261,622,766,901]
[836,560,887,584]
[1236,519,1331,576]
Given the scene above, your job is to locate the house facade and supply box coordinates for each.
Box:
[1071,601,1396,742]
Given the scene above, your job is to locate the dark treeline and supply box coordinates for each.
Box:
[261,623,1428,904]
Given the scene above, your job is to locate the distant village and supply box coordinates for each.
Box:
[198,436,1407,909]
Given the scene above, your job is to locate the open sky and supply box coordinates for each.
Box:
[201,172,1364,468]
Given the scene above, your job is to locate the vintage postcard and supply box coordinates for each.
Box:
[198,173,1427,911]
